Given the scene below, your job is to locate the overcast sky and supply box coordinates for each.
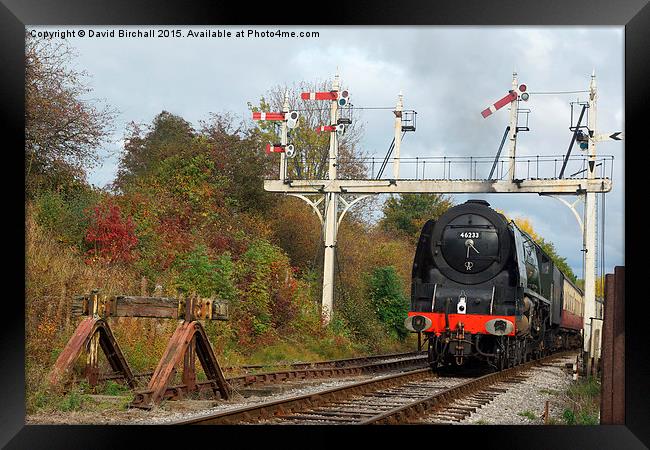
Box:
[30,26,624,277]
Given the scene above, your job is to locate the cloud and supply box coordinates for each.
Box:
[31,25,624,272]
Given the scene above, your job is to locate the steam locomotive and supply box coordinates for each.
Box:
[404,200,583,369]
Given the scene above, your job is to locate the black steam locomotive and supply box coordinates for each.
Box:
[404,200,583,369]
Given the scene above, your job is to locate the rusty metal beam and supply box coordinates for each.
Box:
[130,320,230,409]
[48,317,135,388]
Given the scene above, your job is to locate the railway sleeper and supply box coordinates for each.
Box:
[446,405,477,412]
[438,410,468,418]
[430,414,463,421]
[308,410,375,417]
[284,414,358,423]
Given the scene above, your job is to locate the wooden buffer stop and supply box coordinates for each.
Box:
[48,290,232,409]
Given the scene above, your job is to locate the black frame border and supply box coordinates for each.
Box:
[2,0,648,448]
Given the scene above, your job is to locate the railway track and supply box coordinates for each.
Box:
[100,350,426,381]
[171,351,574,425]
[129,351,428,407]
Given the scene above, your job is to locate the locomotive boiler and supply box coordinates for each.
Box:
[404,199,583,369]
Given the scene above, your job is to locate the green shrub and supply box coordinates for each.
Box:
[367,266,409,340]
[34,188,101,248]
[58,388,90,412]
[519,410,536,420]
[173,244,237,299]
[563,376,601,425]
[100,380,129,396]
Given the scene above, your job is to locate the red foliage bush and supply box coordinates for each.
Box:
[85,200,138,264]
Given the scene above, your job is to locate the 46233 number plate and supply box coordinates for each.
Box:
[458,231,481,239]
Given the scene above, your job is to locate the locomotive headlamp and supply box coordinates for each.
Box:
[457,293,467,315]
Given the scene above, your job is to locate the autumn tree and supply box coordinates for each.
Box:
[250,80,377,232]
[249,80,368,181]
[380,194,453,239]
[200,113,273,213]
[114,111,198,189]
[85,199,138,264]
[25,33,115,196]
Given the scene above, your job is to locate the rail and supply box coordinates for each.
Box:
[173,351,575,425]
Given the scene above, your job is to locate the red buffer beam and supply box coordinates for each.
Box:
[481,84,527,118]
[301,91,338,101]
[252,112,286,121]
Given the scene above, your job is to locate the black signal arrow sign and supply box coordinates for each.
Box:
[609,132,623,140]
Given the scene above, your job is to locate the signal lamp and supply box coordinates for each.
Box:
[338,90,350,107]
[286,111,299,129]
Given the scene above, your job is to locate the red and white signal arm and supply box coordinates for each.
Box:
[252,112,286,121]
[316,125,337,133]
[301,91,338,101]
[481,84,527,118]
[265,143,285,154]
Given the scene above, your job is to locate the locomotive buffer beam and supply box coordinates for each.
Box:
[265,178,611,195]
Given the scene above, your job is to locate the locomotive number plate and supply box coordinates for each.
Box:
[458,231,481,239]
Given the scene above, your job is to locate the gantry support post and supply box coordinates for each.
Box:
[393,92,404,179]
[321,74,340,324]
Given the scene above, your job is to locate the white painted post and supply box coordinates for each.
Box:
[393,92,403,179]
[583,71,598,373]
[322,192,337,323]
[508,72,519,181]
[279,92,289,180]
[321,74,340,324]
